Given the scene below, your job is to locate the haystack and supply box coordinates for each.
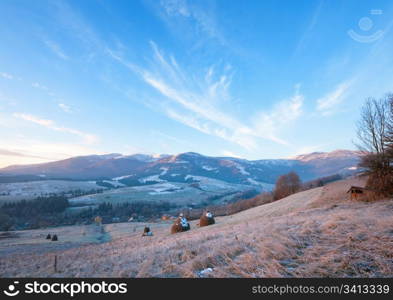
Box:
[142,226,153,237]
[170,218,190,234]
[199,215,215,227]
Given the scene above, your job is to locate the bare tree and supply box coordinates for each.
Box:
[385,94,393,150]
[356,97,389,154]
[356,94,393,197]
[274,171,301,200]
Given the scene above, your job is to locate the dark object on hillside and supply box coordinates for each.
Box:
[51,234,58,241]
[347,186,366,200]
[142,226,153,237]
[171,218,190,234]
[199,215,215,227]
[46,234,51,240]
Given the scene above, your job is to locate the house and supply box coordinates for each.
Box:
[347,186,366,200]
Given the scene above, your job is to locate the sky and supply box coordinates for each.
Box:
[1,0,393,167]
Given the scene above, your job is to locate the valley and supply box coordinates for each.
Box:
[0,150,362,230]
[0,150,360,206]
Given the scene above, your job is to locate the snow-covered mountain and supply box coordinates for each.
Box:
[0,150,362,187]
[113,154,170,162]
[291,150,362,162]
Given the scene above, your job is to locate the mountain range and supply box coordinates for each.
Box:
[0,150,362,187]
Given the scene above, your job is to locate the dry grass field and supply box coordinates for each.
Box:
[1,176,392,278]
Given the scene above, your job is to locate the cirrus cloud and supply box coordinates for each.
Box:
[109,42,304,151]
[316,80,353,115]
[13,113,98,144]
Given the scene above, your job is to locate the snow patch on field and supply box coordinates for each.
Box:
[184,175,194,181]
[202,165,217,171]
[247,178,260,185]
[102,180,125,187]
[138,175,166,183]
[0,180,105,202]
[184,175,236,189]
[148,183,182,195]
[160,167,169,175]
[112,174,133,180]
[235,163,250,175]
[247,178,274,190]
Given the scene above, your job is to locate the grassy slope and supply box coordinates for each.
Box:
[1,176,392,277]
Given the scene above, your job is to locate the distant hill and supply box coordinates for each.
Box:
[0,150,362,187]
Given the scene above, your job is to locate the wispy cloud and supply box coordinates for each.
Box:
[58,103,72,113]
[14,113,53,127]
[158,0,226,45]
[252,85,304,145]
[160,0,190,17]
[151,130,188,145]
[0,148,46,159]
[31,82,49,91]
[316,80,353,115]
[31,82,57,97]
[44,39,69,60]
[13,113,98,144]
[139,44,259,149]
[52,0,107,58]
[293,0,324,57]
[0,72,13,80]
[110,42,303,150]
[0,139,103,167]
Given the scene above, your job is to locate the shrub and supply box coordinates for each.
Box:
[0,211,13,231]
[273,172,301,200]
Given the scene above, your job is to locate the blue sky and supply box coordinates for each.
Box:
[1,0,393,167]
